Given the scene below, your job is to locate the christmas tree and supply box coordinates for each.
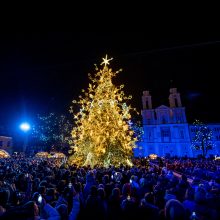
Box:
[68,55,137,167]
[191,119,214,158]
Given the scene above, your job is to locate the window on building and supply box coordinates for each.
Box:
[176,115,182,123]
[180,130,184,139]
[162,116,167,124]
[148,130,154,141]
[161,127,171,142]
[175,110,184,123]
[161,128,170,137]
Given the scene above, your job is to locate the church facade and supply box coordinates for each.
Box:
[134,88,220,158]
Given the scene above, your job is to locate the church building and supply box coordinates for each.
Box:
[134,88,220,157]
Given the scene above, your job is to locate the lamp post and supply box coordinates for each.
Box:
[19,122,31,153]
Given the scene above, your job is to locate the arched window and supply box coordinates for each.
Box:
[162,116,167,124]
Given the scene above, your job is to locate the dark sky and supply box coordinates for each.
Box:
[0,32,220,132]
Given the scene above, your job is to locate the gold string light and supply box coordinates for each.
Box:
[68,55,137,167]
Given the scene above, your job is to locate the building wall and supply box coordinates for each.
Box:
[135,88,220,158]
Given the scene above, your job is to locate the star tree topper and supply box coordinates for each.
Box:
[101,54,113,66]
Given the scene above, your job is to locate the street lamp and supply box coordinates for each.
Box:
[19,122,31,153]
[20,123,31,132]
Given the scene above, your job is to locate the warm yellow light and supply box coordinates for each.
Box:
[68,56,137,167]
[101,54,113,66]
[149,154,157,160]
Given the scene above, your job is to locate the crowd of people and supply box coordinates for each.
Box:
[0,154,220,219]
[163,158,220,183]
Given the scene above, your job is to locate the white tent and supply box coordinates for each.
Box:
[0,149,10,158]
[35,151,49,158]
[51,152,66,159]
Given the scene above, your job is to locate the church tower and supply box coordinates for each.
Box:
[142,90,152,109]
[141,91,155,125]
[168,88,186,123]
[169,88,182,107]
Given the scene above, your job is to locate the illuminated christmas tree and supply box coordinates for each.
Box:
[68,55,137,167]
[191,119,214,158]
[32,113,72,153]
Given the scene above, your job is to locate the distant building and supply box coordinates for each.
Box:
[135,88,220,157]
[0,136,13,154]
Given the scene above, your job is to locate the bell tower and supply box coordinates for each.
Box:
[141,91,155,125]
[169,88,182,108]
[168,88,186,123]
[142,91,152,109]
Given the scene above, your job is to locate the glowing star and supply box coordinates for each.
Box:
[101,54,113,66]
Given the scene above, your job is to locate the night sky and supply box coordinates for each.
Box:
[0,32,220,133]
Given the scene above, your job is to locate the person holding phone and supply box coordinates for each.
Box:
[38,195,61,219]
[68,182,72,188]
[38,194,43,204]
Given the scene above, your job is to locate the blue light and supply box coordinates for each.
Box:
[20,122,31,132]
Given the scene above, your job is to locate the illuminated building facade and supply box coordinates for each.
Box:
[135,88,220,157]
